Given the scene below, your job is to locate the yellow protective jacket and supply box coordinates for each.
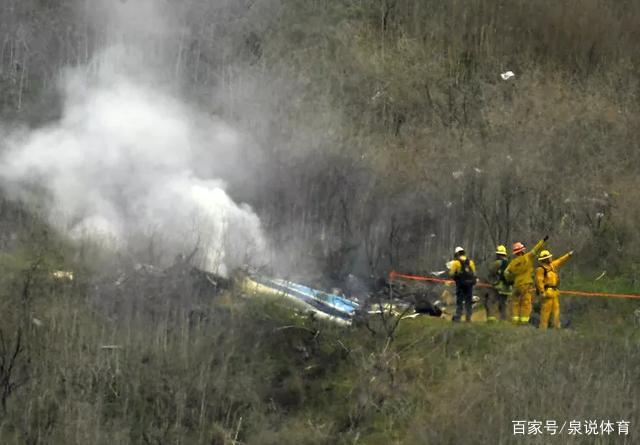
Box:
[504,239,545,287]
[488,257,511,295]
[448,255,476,277]
[535,253,572,295]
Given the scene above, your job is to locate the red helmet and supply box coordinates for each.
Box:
[512,242,526,254]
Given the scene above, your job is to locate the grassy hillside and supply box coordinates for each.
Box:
[2,0,640,279]
[0,229,637,443]
[0,1,639,443]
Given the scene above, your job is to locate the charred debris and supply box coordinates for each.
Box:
[90,254,454,326]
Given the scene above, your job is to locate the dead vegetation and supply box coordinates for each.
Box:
[0,1,639,443]
[0,224,636,443]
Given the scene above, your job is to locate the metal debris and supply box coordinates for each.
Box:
[500,71,515,80]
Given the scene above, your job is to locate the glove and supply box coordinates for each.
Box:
[543,235,549,242]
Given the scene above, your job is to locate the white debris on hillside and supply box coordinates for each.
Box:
[51,270,74,281]
[500,70,515,80]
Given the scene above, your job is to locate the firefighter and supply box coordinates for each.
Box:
[535,249,573,329]
[485,245,511,322]
[449,246,477,323]
[504,236,548,325]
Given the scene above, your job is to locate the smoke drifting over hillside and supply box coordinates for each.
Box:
[0,1,267,275]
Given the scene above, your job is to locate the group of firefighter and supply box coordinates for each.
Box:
[448,236,574,329]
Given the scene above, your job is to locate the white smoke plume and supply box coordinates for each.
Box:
[0,3,267,276]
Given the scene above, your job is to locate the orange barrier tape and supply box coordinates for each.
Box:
[389,271,493,288]
[389,271,640,300]
[557,289,640,300]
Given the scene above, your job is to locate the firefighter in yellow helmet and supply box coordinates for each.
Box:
[504,236,547,324]
[448,246,477,322]
[485,245,511,322]
[535,249,573,329]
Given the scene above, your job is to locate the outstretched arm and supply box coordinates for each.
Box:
[531,238,547,256]
[552,251,573,268]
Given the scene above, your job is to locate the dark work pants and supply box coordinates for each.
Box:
[484,288,509,321]
[498,293,508,320]
[453,283,474,322]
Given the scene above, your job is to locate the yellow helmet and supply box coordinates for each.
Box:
[496,245,507,255]
[538,250,552,261]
